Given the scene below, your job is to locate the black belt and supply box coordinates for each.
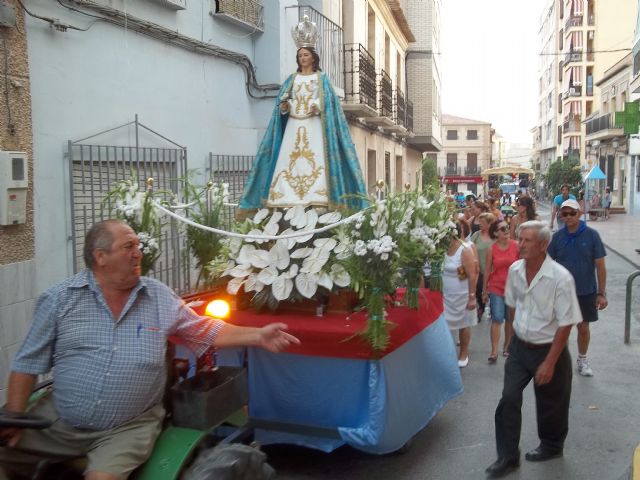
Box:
[515,336,552,350]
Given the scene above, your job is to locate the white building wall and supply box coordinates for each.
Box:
[22,0,280,293]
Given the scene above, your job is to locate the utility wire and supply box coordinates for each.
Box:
[539,48,632,56]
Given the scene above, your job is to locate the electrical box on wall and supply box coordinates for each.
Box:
[0,151,28,226]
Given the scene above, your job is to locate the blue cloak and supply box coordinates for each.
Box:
[239,73,368,212]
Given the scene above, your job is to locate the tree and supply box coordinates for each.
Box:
[544,157,583,198]
[421,156,439,191]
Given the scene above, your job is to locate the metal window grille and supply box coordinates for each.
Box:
[343,43,376,109]
[378,69,393,119]
[394,88,406,127]
[68,119,190,293]
[208,153,255,222]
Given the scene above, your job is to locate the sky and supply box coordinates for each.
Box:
[440,0,548,145]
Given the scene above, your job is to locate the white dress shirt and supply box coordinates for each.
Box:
[505,255,582,344]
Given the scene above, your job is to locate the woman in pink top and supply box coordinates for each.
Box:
[482,220,519,363]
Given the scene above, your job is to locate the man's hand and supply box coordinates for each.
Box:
[535,359,555,386]
[0,426,22,447]
[596,294,608,310]
[309,103,319,116]
[256,323,300,353]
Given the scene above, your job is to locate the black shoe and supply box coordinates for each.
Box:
[524,446,563,462]
[485,458,520,478]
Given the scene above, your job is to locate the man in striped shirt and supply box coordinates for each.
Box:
[0,220,299,480]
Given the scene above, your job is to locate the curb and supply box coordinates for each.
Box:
[601,243,640,271]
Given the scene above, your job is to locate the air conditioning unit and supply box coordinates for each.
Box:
[569,87,576,95]
[588,31,594,39]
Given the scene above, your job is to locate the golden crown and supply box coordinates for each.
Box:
[291,15,319,49]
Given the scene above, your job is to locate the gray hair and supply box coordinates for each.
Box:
[83,220,122,270]
[516,220,551,243]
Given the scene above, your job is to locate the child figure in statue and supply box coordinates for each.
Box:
[238,16,368,212]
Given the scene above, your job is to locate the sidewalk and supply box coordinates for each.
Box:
[583,213,640,270]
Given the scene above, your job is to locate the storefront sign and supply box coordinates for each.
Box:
[439,176,483,184]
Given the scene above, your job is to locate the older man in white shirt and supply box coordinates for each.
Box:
[486,221,582,478]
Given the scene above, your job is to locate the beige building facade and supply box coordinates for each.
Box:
[557,0,636,168]
[437,114,492,196]
[585,55,633,207]
[342,0,430,193]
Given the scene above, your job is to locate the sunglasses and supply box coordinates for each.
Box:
[560,210,578,217]
[497,226,509,232]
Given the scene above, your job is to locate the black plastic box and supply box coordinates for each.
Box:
[171,367,248,430]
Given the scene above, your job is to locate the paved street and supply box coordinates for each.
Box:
[267,206,640,480]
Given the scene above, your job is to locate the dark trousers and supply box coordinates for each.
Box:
[476,272,485,315]
[494,335,572,461]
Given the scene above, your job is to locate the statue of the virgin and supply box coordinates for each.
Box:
[238,16,368,212]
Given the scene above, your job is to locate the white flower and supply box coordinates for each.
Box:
[268,242,290,270]
[300,248,330,274]
[227,277,245,295]
[353,240,367,257]
[295,272,319,298]
[229,264,253,278]
[285,205,307,228]
[330,264,351,287]
[318,211,342,224]
[272,275,294,301]
[244,273,265,293]
[290,247,313,259]
[236,245,256,265]
[257,266,278,285]
[318,271,333,290]
[313,238,337,251]
[253,209,270,224]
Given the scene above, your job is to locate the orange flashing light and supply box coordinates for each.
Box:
[205,299,231,320]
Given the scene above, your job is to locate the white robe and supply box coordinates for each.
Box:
[267,73,329,208]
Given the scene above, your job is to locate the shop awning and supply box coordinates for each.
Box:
[481,166,536,179]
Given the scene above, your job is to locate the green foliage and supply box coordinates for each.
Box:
[544,157,583,197]
[421,156,439,191]
[181,175,230,291]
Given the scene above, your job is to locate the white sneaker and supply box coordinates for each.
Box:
[577,357,594,377]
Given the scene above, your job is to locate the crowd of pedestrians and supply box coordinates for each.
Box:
[441,186,609,478]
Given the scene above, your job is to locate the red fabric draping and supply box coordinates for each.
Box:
[188,289,443,360]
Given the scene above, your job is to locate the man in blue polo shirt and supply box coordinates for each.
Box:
[549,184,576,231]
[547,199,608,377]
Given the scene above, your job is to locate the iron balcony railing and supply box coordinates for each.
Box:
[563,84,582,98]
[585,112,623,135]
[406,100,414,132]
[439,166,462,176]
[215,0,264,31]
[294,6,343,90]
[394,88,406,127]
[464,166,482,175]
[378,69,393,119]
[564,51,583,64]
[343,43,376,110]
[565,14,583,31]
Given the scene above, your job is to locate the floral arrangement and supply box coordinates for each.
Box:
[181,176,230,290]
[211,206,351,312]
[337,187,456,350]
[103,176,166,276]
